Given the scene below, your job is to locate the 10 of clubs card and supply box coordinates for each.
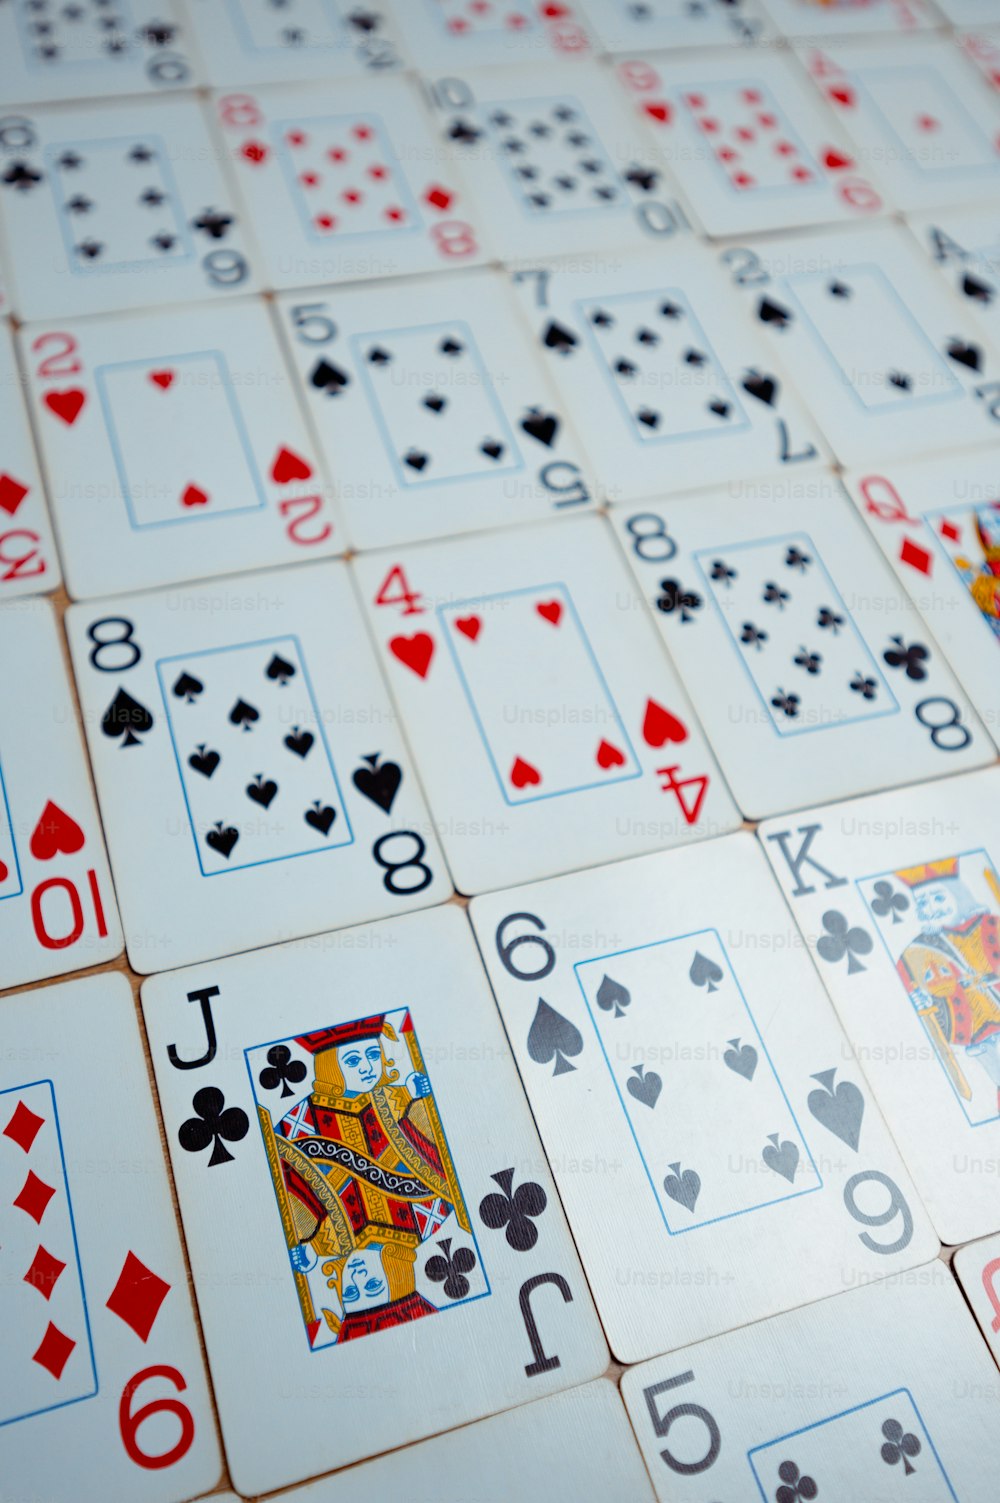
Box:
[354,516,740,894]
[388,0,596,69]
[182,0,403,87]
[0,320,59,601]
[140,906,609,1495]
[65,560,450,973]
[581,0,772,53]
[470,834,936,1364]
[761,766,1000,1246]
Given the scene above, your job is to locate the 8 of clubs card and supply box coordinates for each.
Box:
[183,0,403,87]
[140,906,609,1495]
[0,319,59,601]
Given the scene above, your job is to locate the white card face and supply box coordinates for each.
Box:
[582,0,772,52]
[275,270,595,551]
[616,49,884,237]
[140,906,609,1495]
[510,248,828,505]
[841,450,1000,753]
[0,320,59,601]
[0,598,121,989]
[21,299,340,598]
[621,1267,1000,1502]
[0,973,220,1503]
[0,0,196,106]
[0,98,258,321]
[182,0,403,86]
[760,0,935,37]
[470,834,936,1364]
[802,38,1000,214]
[952,1232,1000,1367]
[942,0,1000,23]
[353,516,740,894]
[960,28,1000,96]
[215,76,487,291]
[908,206,1000,350]
[65,560,450,973]
[612,482,991,820]
[760,766,1000,1245]
[388,0,597,68]
[722,222,1000,468]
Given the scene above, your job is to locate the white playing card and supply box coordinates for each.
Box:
[216,76,486,291]
[275,269,595,550]
[21,298,340,598]
[511,248,828,505]
[581,0,773,52]
[388,0,597,68]
[908,205,1000,349]
[0,598,121,990]
[952,1233,1000,1367]
[621,1266,1000,1501]
[960,28,1000,96]
[140,906,609,1495]
[617,48,884,237]
[612,480,991,819]
[760,766,1000,1245]
[760,0,936,37]
[841,449,1000,752]
[354,515,740,894]
[182,0,403,87]
[939,0,1000,23]
[801,37,1000,214]
[469,834,937,1364]
[723,221,1000,467]
[0,319,59,600]
[65,560,450,973]
[0,972,220,1502]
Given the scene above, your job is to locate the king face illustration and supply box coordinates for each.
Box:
[952,501,1000,641]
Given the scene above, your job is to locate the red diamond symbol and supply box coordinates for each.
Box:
[3,1099,45,1153]
[14,1170,56,1224]
[106,1252,171,1343]
[24,1244,66,1300]
[425,185,453,211]
[0,473,29,517]
[385,205,405,222]
[32,1321,75,1380]
[940,518,961,542]
[900,537,933,575]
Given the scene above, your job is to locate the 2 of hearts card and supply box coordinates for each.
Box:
[470,834,937,1364]
[388,0,597,69]
[65,560,450,973]
[183,0,404,87]
[581,0,772,53]
[0,973,220,1503]
[22,298,340,598]
[140,906,609,1495]
[0,319,59,601]
[354,516,740,894]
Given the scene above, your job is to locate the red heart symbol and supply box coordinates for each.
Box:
[455,615,481,641]
[643,101,671,124]
[916,114,938,132]
[0,474,29,517]
[0,860,7,882]
[270,446,313,484]
[510,756,541,789]
[182,484,209,508]
[536,599,562,625]
[596,739,626,769]
[642,698,687,748]
[44,388,86,426]
[30,800,85,862]
[390,632,434,679]
[827,84,855,107]
[542,2,569,14]
[822,146,853,171]
[149,369,174,390]
[241,140,269,164]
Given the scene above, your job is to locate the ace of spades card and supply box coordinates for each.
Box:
[621,1268,1000,1502]
[909,205,1000,350]
[513,247,827,506]
[183,0,402,87]
[21,299,340,598]
[0,974,219,1503]
[0,97,257,321]
[581,0,772,54]
[470,834,936,1365]
[276,269,595,551]
[0,320,59,602]
[0,599,121,990]
[388,0,596,69]
[354,516,739,895]
[140,906,608,1496]
[65,560,450,973]
[761,766,1000,1246]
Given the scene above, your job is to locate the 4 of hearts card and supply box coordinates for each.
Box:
[183,0,404,87]
[0,319,59,601]
[140,906,609,1495]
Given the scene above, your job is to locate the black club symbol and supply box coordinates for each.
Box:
[883,635,929,681]
[424,1238,476,1300]
[479,1167,548,1251]
[784,546,812,572]
[850,673,878,700]
[656,577,702,623]
[870,879,910,925]
[741,622,768,650]
[771,689,800,719]
[710,559,736,585]
[763,581,789,608]
[817,605,844,633]
[177,1086,249,1167]
[775,1460,818,1502]
[880,1417,921,1475]
[817,910,873,974]
[793,647,822,675]
[258,1044,308,1099]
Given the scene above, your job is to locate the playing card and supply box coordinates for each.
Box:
[216,76,486,291]
[21,298,340,598]
[939,0,1000,24]
[841,449,1000,752]
[354,516,739,894]
[275,269,595,550]
[0,0,196,106]
[908,206,1000,348]
[0,972,220,1502]
[0,598,121,991]
[581,0,772,52]
[511,247,827,505]
[723,221,1000,467]
[388,0,596,68]
[620,1266,1000,1501]
[760,0,935,38]
[65,560,450,972]
[617,49,883,238]
[469,834,937,1364]
[430,59,694,262]
[140,905,609,1495]
[802,37,1000,214]
[0,319,59,600]
[960,28,1000,95]
[952,1232,1000,1367]
[182,0,403,87]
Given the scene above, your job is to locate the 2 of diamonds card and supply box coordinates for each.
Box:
[66,561,450,973]
[22,298,340,598]
[276,269,594,551]
[470,834,937,1364]
[581,0,772,53]
[354,516,739,894]
[140,906,609,1495]
[0,319,59,601]
[0,973,220,1503]
[183,0,403,87]
[0,0,196,106]
[388,0,596,69]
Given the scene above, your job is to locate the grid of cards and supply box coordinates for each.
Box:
[3,2,1000,1501]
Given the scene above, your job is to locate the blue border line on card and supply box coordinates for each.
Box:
[0,757,24,903]
[858,67,1000,182]
[273,113,422,244]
